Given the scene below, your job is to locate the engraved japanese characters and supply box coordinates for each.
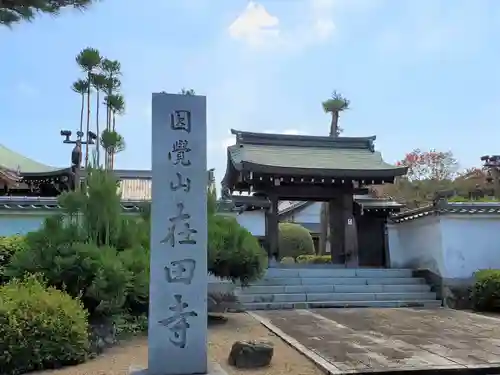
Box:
[148,93,207,375]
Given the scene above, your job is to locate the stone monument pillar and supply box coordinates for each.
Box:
[138,93,208,375]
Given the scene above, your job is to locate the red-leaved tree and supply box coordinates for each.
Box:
[396,149,458,182]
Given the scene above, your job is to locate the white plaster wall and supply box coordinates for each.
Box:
[236,210,265,236]
[389,214,500,279]
[388,215,445,275]
[0,214,47,236]
[440,216,500,278]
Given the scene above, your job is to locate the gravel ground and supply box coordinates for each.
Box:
[35,313,323,375]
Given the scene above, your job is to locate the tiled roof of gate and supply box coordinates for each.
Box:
[354,195,404,209]
[227,129,407,178]
[278,196,404,218]
[278,201,308,214]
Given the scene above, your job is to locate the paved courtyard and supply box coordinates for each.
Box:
[253,308,500,374]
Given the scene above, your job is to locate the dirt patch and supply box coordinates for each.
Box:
[208,313,324,375]
[34,313,323,375]
[35,337,148,375]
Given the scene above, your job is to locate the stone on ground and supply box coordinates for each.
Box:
[228,339,274,369]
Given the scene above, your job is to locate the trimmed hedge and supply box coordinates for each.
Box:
[472,269,500,312]
[0,235,26,282]
[6,239,131,316]
[0,276,89,375]
[278,223,315,260]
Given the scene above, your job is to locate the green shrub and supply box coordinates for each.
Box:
[472,269,500,312]
[0,235,26,283]
[296,254,331,264]
[280,256,295,264]
[119,246,150,315]
[0,275,89,375]
[208,215,267,285]
[6,234,130,316]
[278,223,315,260]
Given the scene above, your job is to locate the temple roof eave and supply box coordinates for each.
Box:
[234,161,407,179]
[20,167,73,178]
[230,129,378,149]
[390,201,500,223]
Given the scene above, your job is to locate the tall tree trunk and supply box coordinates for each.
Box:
[320,111,341,255]
[105,92,112,169]
[111,112,116,169]
[329,111,339,137]
[95,90,100,166]
[79,94,84,133]
[85,72,91,167]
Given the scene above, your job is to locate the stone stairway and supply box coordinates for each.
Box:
[235,267,441,310]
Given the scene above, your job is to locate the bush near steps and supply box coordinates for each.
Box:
[278,222,315,260]
[472,269,500,312]
[0,276,89,375]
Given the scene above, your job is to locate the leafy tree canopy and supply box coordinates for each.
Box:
[1,0,99,26]
[373,148,500,208]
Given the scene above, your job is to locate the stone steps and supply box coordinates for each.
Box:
[242,300,442,310]
[253,277,427,286]
[263,268,414,278]
[236,267,441,311]
[239,284,431,294]
[239,292,437,303]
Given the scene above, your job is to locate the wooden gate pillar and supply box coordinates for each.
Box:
[328,195,344,264]
[329,192,358,266]
[343,193,359,267]
[265,195,279,261]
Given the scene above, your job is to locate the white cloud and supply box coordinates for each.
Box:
[228,0,336,51]
[228,1,280,48]
[310,0,336,41]
[313,18,335,41]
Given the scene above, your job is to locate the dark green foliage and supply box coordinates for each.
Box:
[208,215,267,285]
[472,269,500,312]
[58,166,123,247]
[0,275,89,375]
[111,313,148,338]
[2,163,264,330]
[296,254,331,264]
[1,0,99,26]
[278,222,315,260]
[119,246,150,315]
[113,216,150,251]
[6,228,130,316]
[0,235,26,282]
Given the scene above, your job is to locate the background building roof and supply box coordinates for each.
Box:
[0,144,61,173]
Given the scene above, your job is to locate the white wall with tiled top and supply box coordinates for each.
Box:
[388,214,500,279]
